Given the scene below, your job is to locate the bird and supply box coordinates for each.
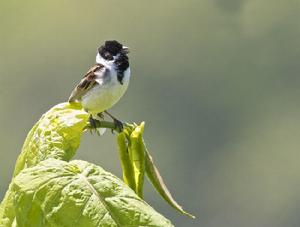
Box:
[68,40,130,132]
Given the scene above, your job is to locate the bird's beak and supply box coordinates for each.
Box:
[122,46,130,54]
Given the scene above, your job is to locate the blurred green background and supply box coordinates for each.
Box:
[1,0,300,226]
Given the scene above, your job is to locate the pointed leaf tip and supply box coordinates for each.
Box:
[145,148,196,219]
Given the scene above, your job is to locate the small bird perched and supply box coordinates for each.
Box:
[68,40,130,131]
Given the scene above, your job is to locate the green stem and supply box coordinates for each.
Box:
[87,120,123,133]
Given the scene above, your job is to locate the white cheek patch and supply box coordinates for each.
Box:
[96,53,115,68]
[96,53,104,64]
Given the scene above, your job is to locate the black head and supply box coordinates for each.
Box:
[97,40,130,84]
[98,40,129,61]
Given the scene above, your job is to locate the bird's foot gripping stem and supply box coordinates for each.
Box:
[88,115,102,135]
[104,110,123,133]
[113,118,123,133]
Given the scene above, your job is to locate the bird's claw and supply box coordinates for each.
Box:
[97,112,104,119]
[89,116,100,135]
[111,119,123,134]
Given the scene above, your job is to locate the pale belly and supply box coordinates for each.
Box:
[81,80,129,114]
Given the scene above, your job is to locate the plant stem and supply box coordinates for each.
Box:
[87,120,122,133]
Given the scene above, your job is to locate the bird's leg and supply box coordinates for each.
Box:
[89,115,100,135]
[104,110,123,132]
[97,112,104,119]
[89,115,97,129]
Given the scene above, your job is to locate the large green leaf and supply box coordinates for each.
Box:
[1,102,89,226]
[12,159,173,227]
[13,102,89,177]
[0,102,174,226]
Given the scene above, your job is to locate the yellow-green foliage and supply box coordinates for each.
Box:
[0,103,174,226]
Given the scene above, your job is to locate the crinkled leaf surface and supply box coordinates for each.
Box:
[0,102,174,226]
[12,159,173,227]
[13,102,89,177]
[0,103,89,226]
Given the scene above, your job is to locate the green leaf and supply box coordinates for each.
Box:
[1,102,189,225]
[117,122,146,198]
[117,133,136,192]
[1,102,89,226]
[128,122,146,198]
[117,122,195,218]
[117,123,195,219]
[13,102,89,177]
[144,146,195,219]
[12,159,173,227]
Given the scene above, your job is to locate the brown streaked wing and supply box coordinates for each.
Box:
[68,64,104,102]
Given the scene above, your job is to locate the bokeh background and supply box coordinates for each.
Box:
[1,1,300,226]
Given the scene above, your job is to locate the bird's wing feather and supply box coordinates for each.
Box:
[68,64,105,102]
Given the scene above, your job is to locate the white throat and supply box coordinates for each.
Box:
[96,53,130,83]
[96,53,115,68]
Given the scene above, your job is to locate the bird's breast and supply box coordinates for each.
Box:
[81,68,130,114]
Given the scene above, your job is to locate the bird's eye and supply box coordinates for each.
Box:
[104,52,113,60]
